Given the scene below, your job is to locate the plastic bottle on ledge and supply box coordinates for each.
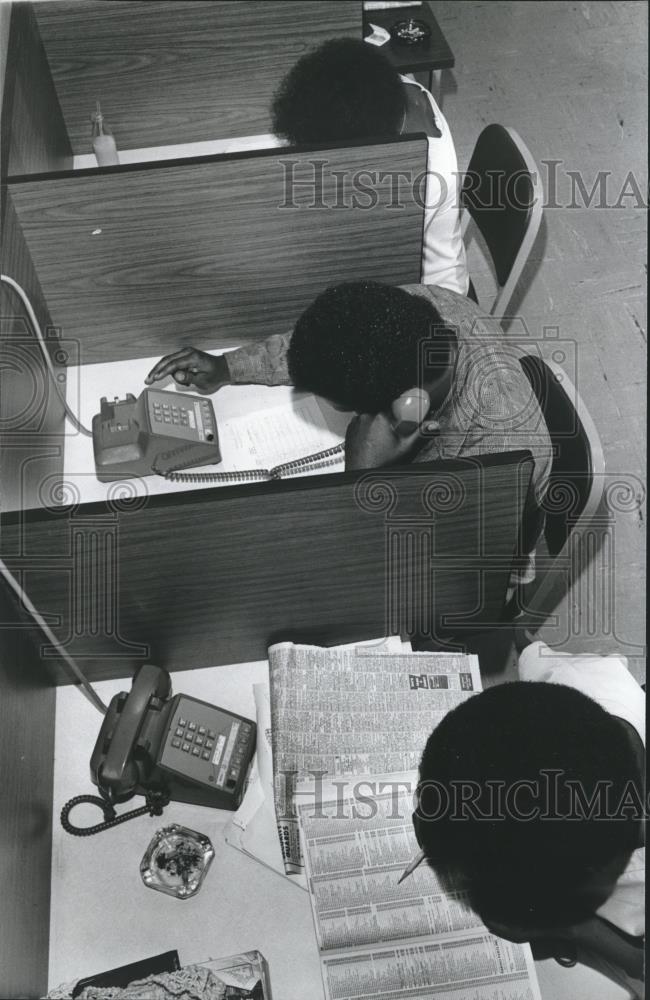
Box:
[91,102,119,166]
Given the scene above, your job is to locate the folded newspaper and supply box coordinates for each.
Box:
[268,640,482,876]
[224,638,415,888]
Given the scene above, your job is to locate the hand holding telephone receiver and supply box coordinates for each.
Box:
[344,388,435,472]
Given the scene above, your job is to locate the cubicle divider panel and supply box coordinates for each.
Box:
[0,575,56,999]
[1,193,67,512]
[33,0,363,153]
[0,453,533,684]
[8,136,428,363]
[1,0,71,512]
[1,2,73,177]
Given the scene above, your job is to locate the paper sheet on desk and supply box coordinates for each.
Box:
[269,640,481,876]
[224,682,309,891]
[63,351,348,505]
[218,396,345,476]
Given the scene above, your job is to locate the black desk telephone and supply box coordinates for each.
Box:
[61,664,257,835]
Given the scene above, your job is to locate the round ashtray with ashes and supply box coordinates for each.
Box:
[140,824,214,899]
[391,17,432,46]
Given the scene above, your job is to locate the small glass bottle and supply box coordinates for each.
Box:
[91,102,119,166]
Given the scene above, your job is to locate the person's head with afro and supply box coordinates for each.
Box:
[287,281,456,414]
[271,38,407,145]
[415,681,643,940]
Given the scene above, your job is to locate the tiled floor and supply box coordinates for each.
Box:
[434,0,646,679]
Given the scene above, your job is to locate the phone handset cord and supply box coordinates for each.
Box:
[268,443,344,479]
[153,441,345,483]
[60,788,170,836]
[152,442,267,483]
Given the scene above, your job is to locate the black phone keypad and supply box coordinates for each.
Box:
[161,696,256,801]
[174,720,217,754]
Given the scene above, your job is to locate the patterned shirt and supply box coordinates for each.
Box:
[225,284,553,520]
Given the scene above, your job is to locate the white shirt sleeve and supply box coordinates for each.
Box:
[401,78,469,296]
[518,641,645,937]
[518,641,645,745]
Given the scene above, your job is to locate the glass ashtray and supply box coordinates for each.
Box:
[140,824,214,899]
[391,18,432,46]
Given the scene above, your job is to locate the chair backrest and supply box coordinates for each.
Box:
[519,355,605,556]
[462,125,543,318]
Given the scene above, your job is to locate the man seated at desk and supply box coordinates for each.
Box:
[270,38,469,297]
[415,640,645,996]
[146,280,552,595]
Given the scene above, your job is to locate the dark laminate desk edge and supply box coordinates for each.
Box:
[5,131,429,185]
[0,578,55,998]
[0,451,534,527]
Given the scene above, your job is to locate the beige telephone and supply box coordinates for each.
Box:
[391,388,431,436]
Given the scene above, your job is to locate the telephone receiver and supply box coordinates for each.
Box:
[390,388,431,437]
[92,663,172,803]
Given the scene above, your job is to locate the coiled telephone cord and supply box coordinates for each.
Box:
[154,442,345,483]
[60,789,170,836]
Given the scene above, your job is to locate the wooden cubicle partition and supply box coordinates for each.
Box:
[1,2,70,511]
[1,2,72,177]
[7,136,428,362]
[0,194,70,511]
[0,574,55,998]
[33,0,363,153]
[0,454,533,685]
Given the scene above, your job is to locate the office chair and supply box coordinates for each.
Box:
[518,354,605,623]
[461,125,543,319]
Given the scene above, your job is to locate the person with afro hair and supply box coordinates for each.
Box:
[415,640,644,995]
[271,38,469,296]
[146,279,552,597]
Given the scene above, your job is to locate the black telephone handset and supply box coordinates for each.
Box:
[93,663,171,802]
[62,664,257,835]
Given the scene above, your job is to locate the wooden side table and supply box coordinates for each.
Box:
[363,1,454,102]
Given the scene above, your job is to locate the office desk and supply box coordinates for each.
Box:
[63,350,350,506]
[48,660,628,1000]
[49,661,323,999]
[363,1,454,95]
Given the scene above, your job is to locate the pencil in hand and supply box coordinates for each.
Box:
[397,848,427,884]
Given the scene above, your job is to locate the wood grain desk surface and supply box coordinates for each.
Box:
[7,136,427,363]
[33,0,363,152]
[2,452,532,683]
